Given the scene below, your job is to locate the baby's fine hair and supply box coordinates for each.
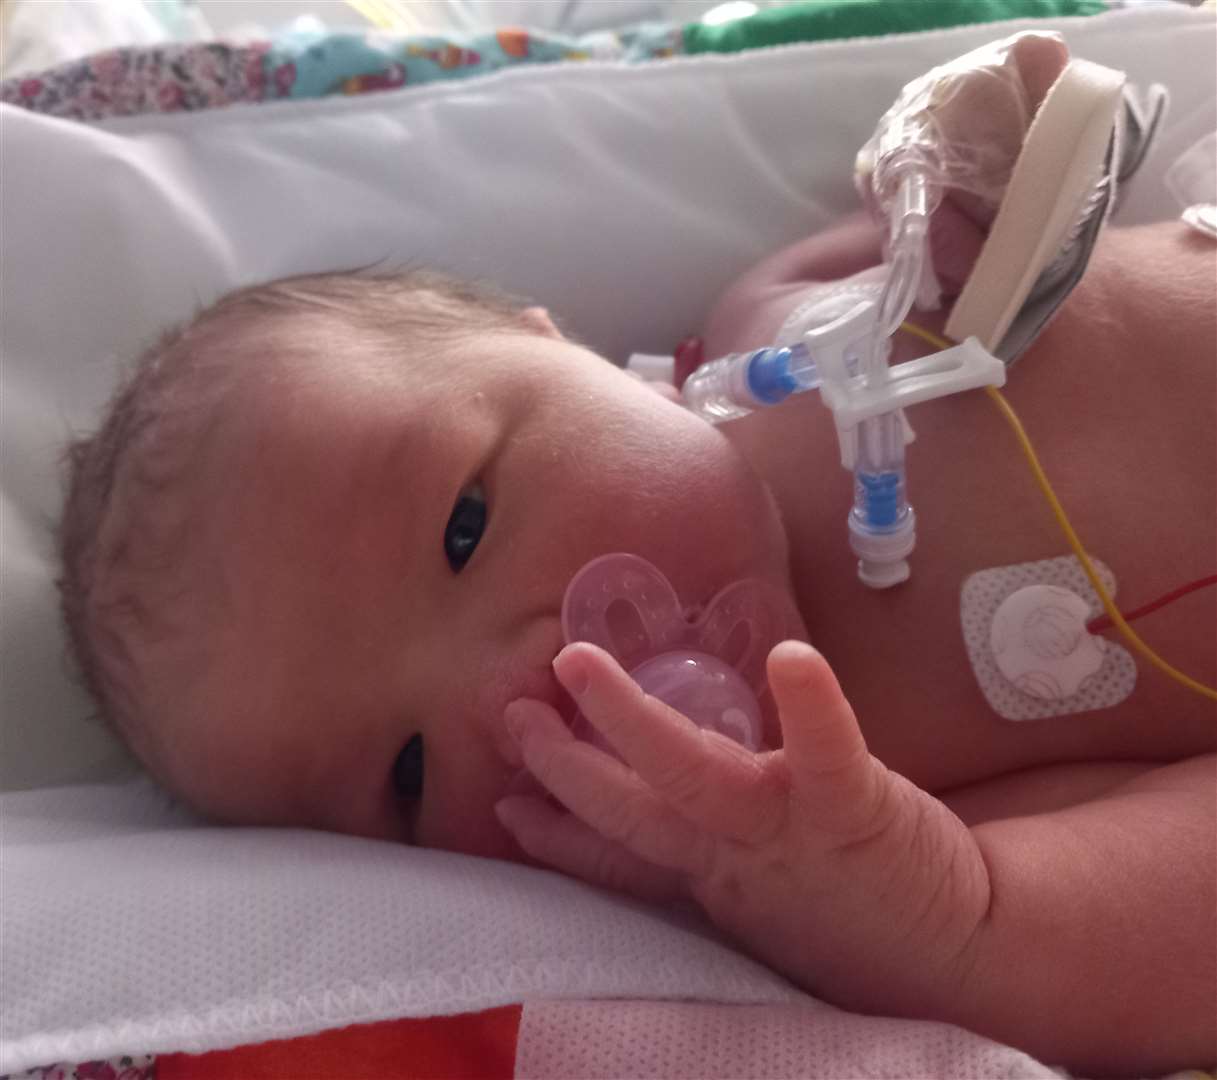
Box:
[58,269,542,759]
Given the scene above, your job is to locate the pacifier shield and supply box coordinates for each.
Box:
[561,553,789,751]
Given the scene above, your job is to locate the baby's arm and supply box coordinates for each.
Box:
[951,754,1215,1074]
[497,642,1215,1076]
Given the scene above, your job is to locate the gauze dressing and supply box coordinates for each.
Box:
[561,553,791,752]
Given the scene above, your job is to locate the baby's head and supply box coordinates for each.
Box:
[60,271,800,859]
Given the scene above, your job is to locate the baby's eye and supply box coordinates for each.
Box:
[444,482,486,573]
[392,734,425,800]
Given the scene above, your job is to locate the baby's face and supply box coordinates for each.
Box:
[160,325,802,859]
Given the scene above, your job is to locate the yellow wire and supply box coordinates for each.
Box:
[900,320,1217,702]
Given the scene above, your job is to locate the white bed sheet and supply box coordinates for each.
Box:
[2,5,1214,1071]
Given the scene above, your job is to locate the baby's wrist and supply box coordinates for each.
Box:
[878,811,994,1017]
[792,792,996,1021]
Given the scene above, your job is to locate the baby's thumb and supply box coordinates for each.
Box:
[768,641,872,801]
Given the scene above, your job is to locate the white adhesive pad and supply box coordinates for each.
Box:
[961,555,1136,720]
[991,585,1105,699]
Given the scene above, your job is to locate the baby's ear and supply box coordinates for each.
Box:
[520,306,563,339]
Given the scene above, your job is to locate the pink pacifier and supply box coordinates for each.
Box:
[560,553,792,752]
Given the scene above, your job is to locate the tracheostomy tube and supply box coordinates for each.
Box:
[682,300,918,589]
[680,32,1069,589]
[874,168,933,339]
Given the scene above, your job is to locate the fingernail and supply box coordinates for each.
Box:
[553,647,590,696]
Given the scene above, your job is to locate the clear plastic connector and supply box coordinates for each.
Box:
[848,410,915,588]
[682,343,820,423]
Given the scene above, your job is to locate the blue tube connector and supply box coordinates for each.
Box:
[683,342,820,421]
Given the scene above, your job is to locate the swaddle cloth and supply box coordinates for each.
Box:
[0,779,804,1072]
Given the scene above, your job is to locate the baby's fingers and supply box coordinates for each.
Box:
[552,643,787,844]
[495,796,687,905]
[768,641,884,834]
[505,697,713,877]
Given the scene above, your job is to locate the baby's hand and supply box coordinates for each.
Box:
[496,641,992,1013]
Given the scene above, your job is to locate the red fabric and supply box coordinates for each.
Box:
[158,1006,522,1080]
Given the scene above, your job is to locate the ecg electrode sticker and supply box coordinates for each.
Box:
[961,555,1136,721]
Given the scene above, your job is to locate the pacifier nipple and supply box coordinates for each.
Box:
[628,651,762,750]
[561,553,791,752]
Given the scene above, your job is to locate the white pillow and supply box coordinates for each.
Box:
[2,5,1213,793]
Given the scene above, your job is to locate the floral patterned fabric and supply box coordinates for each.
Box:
[0,0,1108,124]
[2,43,269,121]
[0,24,681,122]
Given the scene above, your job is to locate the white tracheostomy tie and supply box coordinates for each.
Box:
[961,554,1136,721]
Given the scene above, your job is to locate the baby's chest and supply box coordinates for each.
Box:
[731,329,1215,792]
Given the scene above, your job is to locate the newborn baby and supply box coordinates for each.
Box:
[58,44,1213,1080]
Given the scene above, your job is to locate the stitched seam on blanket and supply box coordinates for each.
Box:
[0,958,806,1073]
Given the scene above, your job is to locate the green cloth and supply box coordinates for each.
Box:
[683,0,1108,53]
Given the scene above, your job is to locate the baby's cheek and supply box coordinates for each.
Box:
[413,765,525,861]
[414,680,555,860]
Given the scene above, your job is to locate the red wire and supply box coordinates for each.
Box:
[1087,574,1217,634]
